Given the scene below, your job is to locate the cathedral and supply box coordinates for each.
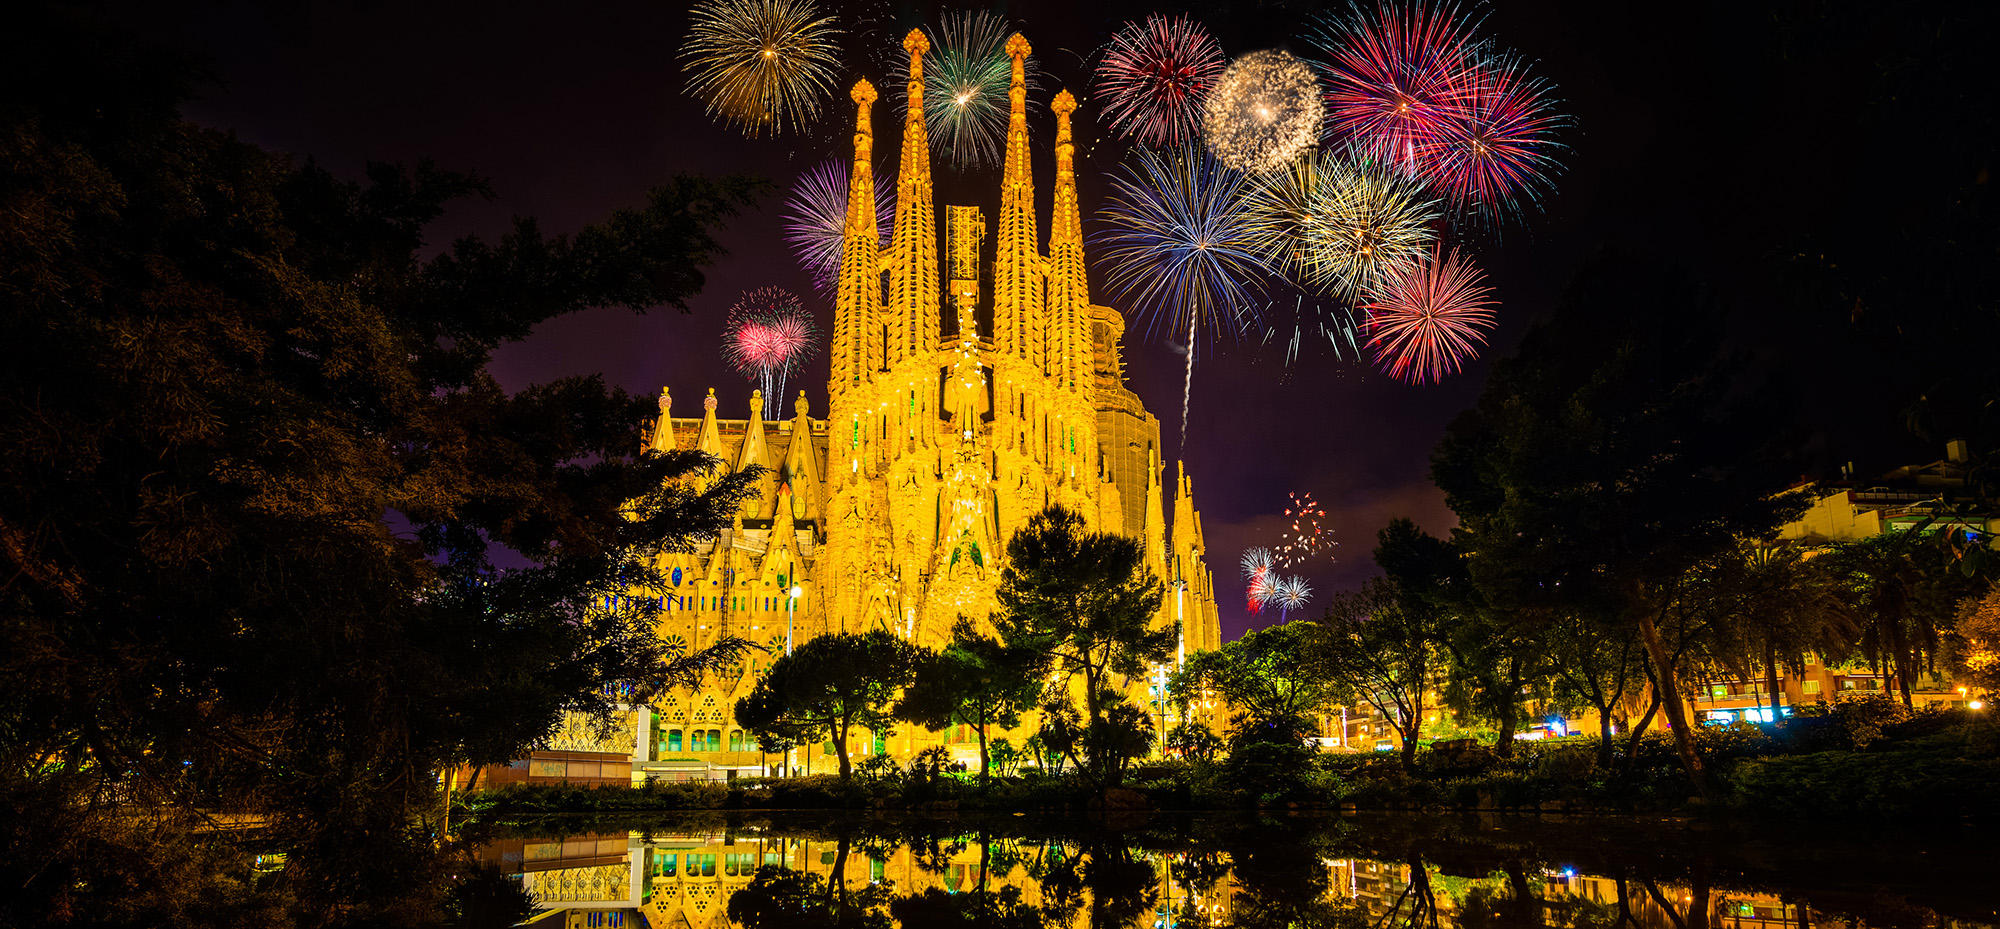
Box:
[542,31,1222,782]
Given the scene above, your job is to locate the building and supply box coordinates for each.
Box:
[498,30,1223,785]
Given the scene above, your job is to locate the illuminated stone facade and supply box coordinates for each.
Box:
[629,30,1221,776]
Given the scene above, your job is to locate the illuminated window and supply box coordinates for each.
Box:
[691,854,716,877]
[668,730,683,753]
[655,853,678,876]
[1802,681,1821,694]
[729,730,744,752]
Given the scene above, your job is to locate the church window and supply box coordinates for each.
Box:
[729,730,744,752]
[655,853,678,877]
[667,729,683,753]
[710,728,723,749]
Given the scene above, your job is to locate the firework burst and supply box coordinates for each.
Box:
[1364,245,1496,383]
[1094,144,1272,444]
[1276,491,1336,568]
[679,0,843,138]
[724,287,820,418]
[1240,149,1336,283]
[1417,50,1566,219]
[1264,575,1312,620]
[1304,159,1441,298]
[1258,294,1367,366]
[1095,14,1227,148]
[1202,49,1324,176]
[907,10,1034,171]
[1311,1,1479,172]
[1241,547,1275,614]
[781,160,894,294]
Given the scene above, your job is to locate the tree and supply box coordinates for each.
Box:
[894,620,1041,783]
[1541,608,1653,768]
[994,506,1170,785]
[0,8,764,921]
[1682,542,1852,714]
[735,630,917,780]
[1952,584,2000,697]
[1819,530,1982,706]
[1433,254,1808,795]
[1170,621,1345,731]
[1314,578,1439,771]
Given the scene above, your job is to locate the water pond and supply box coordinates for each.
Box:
[466,811,1995,928]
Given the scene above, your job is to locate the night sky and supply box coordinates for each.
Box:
[99,0,1985,639]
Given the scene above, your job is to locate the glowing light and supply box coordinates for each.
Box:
[1202,49,1323,175]
[1363,245,1496,384]
[679,0,842,138]
[1419,50,1567,220]
[1094,14,1227,148]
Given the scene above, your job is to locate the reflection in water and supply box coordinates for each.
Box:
[466,814,1996,929]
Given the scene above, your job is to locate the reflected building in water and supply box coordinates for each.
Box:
[478,827,1958,929]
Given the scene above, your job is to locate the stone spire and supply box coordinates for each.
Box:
[1048,89,1087,389]
[992,33,1042,366]
[832,80,880,401]
[887,29,938,368]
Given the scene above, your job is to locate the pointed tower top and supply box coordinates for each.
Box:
[904,27,929,57]
[704,387,718,411]
[657,387,672,413]
[1005,33,1031,60]
[794,390,810,421]
[851,78,876,105]
[1052,88,1076,116]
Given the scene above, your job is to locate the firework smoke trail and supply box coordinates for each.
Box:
[679,0,843,138]
[1311,1,1480,174]
[724,287,820,418]
[781,160,894,294]
[1094,14,1227,148]
[1201,49,1324,176]
[1364,245,1496,383]
[1093,144,1271,446]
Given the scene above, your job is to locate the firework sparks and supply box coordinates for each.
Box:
[679,0,843,138]
[1418,49,1567,219]
[1240,149,1336,284]
[1094,144,1272,445]
[1304,159,1441,299]
[907,10,1033,171]
[1364,245,1496,383]
[781,160,894,294]
[1276,492,1336,568]
[1258,294,1367,366]
[724,287,820,418]
[1202,49,1324,176]
[1312,1,1479,172]
[1094,14,1227,148]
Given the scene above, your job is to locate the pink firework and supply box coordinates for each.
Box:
[1417,50,1566,218]
[1275,492,1335,568]
[724,287,819,418]
[1313,1,1480,173]
[1364,246,1496,384]
[1095,14,1227,148]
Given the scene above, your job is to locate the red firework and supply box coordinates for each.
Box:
[1094,14,1227,148]
[1364,246,1496,384]
[1275,492,1335,568]
[1417,50,1565,216]
[1315,1,1480,173]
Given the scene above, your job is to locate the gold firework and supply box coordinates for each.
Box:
[1200,49,1323,176]
[1240,149,1338,284]
[1304,159,1439,299]
[680,0,842,138]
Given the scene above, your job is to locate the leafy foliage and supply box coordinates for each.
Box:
[735,630,918,780]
